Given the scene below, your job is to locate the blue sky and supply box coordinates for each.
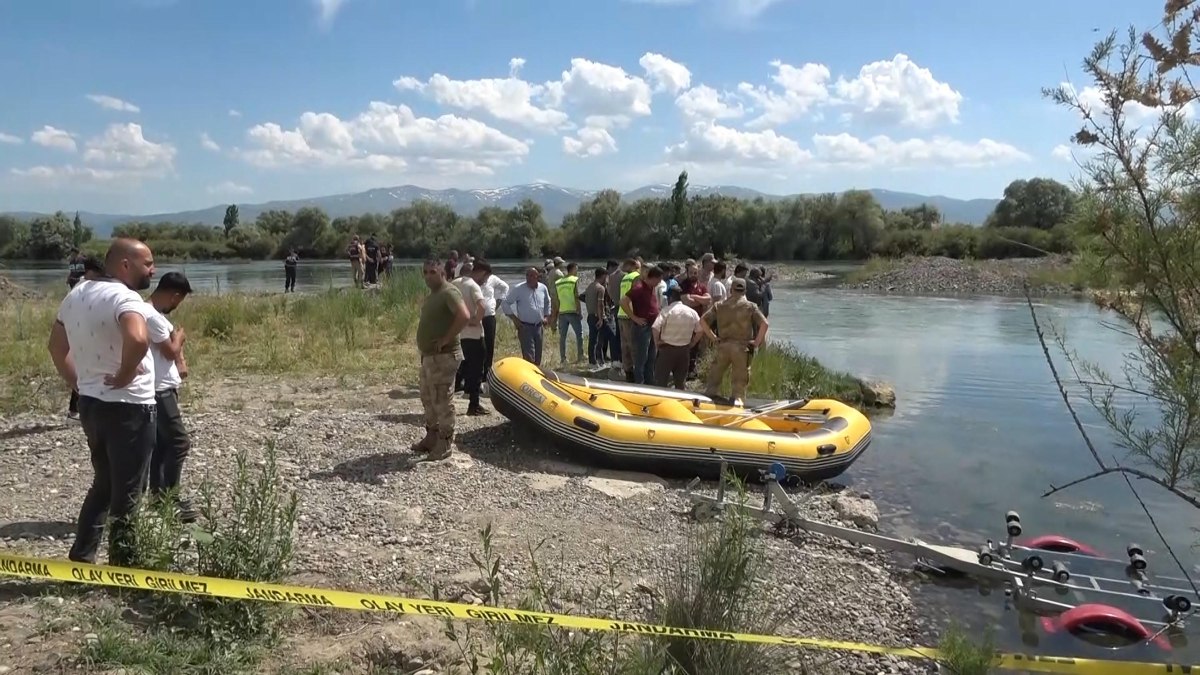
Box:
[0,0,1162,215]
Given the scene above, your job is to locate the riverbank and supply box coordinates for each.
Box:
[0,377,926,674]
[837,255,1082,297]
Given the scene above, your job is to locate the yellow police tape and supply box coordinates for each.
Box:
[0,552,1193,675]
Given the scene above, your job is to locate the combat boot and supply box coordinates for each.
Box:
[425,433,455,461]
[411,426,437,454]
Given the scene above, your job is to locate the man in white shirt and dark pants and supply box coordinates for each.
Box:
[144,271,197,522]
[652,287,703,390]
[48,239,158,565]
[471,260,508,386]
[452,262,489,416]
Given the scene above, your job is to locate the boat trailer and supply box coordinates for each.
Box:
[683,462,1196,648]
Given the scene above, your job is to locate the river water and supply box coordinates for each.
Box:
[5,259,1198,665]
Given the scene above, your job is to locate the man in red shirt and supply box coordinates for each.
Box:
[619,265,663,384]
[678,261,711,380]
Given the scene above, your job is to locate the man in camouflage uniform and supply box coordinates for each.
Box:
[700,276,769,403]
[414,259,471,460]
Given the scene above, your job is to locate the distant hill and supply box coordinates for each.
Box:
[6,183,1001,237]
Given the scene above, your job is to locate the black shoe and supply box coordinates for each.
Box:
[467,405,489,416]
[177,499,199,524]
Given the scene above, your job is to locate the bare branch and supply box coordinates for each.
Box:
[1042,466,1200,509]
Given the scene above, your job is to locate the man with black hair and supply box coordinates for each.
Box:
[66,248,87,289]
[48,238,158,565]
[144,272,197,522]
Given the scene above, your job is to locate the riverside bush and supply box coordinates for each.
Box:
[873,224,1075,260]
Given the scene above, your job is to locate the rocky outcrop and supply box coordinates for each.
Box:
[856,379,896,408]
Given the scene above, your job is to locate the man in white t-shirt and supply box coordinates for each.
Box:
[47,238,157,566]
[452,262,488,416]
[471,260,508,381]
[144,272,197,523]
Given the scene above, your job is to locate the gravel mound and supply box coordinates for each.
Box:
[0,275,41,302]
[840,255,1078,297]
[0,383,930,673]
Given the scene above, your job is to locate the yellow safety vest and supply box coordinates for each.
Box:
[555,275,579,313]
[617,271,640,318]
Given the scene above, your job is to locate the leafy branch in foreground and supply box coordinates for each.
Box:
[1034,2,1200,591]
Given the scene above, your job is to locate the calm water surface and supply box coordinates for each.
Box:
[6,259,1198,664]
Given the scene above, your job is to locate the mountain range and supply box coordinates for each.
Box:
[6,183,1002,237]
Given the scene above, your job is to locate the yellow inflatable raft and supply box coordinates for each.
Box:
[486,356,873,482]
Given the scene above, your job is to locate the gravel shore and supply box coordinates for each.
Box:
[838,255,1080,297]
[0,378,931,674]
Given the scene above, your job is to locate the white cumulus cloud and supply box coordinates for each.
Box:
[200,132,221,152]
[675,85,745,121]
[31,126,77,152]
[238,102,530,176]
[811,133,1029,168]
[1051,144,1073,161]
[563,122,618,158]
[544,57,654,124]
[229,109,242,118]
[639,52,691,94]
[737,60,831,128]
[11,123,177,187]
[0,132,22,145]
[86,94,141,113]
[832,54,962,128]
[666,121,810,166]
[394,68,569,132]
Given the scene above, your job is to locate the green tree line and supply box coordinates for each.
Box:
[1,175,1081,262]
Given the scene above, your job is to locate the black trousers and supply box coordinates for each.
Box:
[482,315,497,375]
[364,259,378,284]
[69,396,156,565]
[151,388,191,497]
[461,338,485,407]
[68,388,79,414]
[587,314,602,365]
[285,266,296,291]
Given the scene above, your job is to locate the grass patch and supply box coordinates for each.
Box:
[67,440,301,674]
[0,269,519,413]
[699,341,866,405]
[936,621,996,674]
[842,257,902,285]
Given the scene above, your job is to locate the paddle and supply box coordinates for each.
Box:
[720,398,810,428]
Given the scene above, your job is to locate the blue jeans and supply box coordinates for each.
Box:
[517,322,544,366]
[558,312,583,363]
[631,322,656,384]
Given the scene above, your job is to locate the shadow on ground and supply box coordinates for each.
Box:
[0,520,76,540]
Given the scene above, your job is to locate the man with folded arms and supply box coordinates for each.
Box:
[48,238,158,565]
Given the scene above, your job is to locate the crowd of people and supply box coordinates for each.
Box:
[47,237,777,564]
[408,250,774,466]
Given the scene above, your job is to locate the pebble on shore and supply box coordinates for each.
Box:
[0,382,927,674]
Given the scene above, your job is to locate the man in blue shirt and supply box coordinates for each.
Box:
[501,267,552,366]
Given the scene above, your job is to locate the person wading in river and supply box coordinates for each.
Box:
[413,259,470,461]
[700,276,768,404]
[284,248,299,293]
[49,238,158,565]
[144,271,198,523]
